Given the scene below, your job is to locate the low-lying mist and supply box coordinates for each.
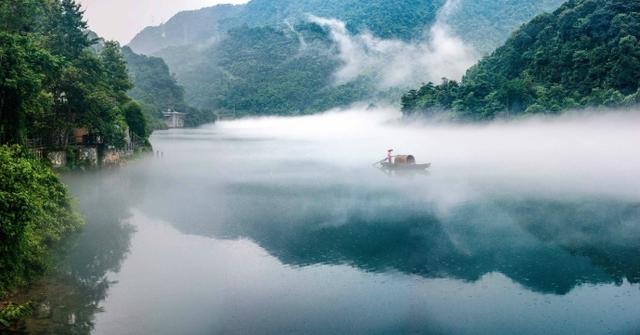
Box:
[139,107,630,239]
[197,106,640,203]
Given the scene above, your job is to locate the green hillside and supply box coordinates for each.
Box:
[122,47,217,127]
[128,0,563,117]
[156,24,374,117]
[402,0,640,120]
[128,0,446,55]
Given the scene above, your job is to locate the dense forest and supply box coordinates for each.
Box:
[0,0,149,147]
[130,0,563,117]
[122,47,216,127]
[402,0,640,120]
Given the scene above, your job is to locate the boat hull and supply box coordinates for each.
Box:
[379,162,431,170]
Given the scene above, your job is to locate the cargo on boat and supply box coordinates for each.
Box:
[375,154,431,171]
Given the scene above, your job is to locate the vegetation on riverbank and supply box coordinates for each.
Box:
[401,0,640,119]
[0,0,145,327]
[0,146,83,300]
[0,0,149,148]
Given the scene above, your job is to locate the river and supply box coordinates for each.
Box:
[20,107,640,334]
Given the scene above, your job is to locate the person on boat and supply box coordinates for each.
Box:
[386,149,394,164]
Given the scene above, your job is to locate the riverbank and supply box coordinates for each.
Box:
[0,146,83,326]
[0,143,153,331]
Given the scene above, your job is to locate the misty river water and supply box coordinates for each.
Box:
[21,107,640,334]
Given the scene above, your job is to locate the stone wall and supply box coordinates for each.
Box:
[41,145,139,170]
[101,148,134,167]
[77,147,98,167]
[46,151,66,168]
[101,149,120,166]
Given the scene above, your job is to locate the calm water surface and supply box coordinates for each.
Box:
[23,110,640,334]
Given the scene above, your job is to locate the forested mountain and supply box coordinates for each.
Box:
[156,24,374,117]
[122,47,216,128]
[128,0,563,117]
[401,0,640,120]
[129,0,446,55]
[446,0,566,54]
[130,0,563,55]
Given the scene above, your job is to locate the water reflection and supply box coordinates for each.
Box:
[139,162,640,295]
[15,166,145,334]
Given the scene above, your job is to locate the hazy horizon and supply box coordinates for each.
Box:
[78,0,249,44]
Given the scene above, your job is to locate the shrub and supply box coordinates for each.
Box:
[0,145,83,297]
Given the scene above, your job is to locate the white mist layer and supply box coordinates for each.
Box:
[308,0,477,89]
[206,106,640,209]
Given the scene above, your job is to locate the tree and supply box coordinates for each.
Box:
[0,33,58,144]
[100,41,132,102]
[49,0,91,58]
[123,101,148,140]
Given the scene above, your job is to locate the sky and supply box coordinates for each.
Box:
[78,0,249,44]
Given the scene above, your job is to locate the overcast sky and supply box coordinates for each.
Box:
[78,0,248,44]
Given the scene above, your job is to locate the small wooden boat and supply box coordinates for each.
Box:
[375,155,431,172]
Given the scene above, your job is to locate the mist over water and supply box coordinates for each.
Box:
[195,106,640,203]
[31,108,640,334]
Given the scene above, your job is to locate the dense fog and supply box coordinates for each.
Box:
[153,106,640,207]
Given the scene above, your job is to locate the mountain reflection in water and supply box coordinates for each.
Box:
[143,172,640,295]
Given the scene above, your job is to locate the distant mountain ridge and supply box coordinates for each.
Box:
[129,0,563,55]
[129,4,243,56]
[128,0,447,55]
[127,0,565,118]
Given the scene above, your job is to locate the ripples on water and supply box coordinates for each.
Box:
[20,107,640,334]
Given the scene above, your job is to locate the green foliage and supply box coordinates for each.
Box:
[0,0,150,147]
[0,32,60,144]
[123,101,148,139]
[446,0,565,54]
[402,0,640,120]
[0,302,32,328]
[239,0,444,40]
[0,146,83,297]
[183,105,218,128]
